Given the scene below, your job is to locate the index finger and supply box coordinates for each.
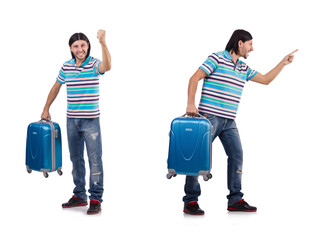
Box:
[289,49,299,55]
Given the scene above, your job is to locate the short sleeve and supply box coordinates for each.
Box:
[199,53,219,75]
[56,67,65,84]
[246,66,257,81]
[94,59,105,76]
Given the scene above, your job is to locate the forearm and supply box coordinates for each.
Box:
[186,68,207,114]
[43,82,61,112]
[188,68,207,104]
[100,41,111,72]
[187,76,199,106]
[262,60,285,85]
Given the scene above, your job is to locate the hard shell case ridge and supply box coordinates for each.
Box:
[167,114,213,181]
[26,120,63,178]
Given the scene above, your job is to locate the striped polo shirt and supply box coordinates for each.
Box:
[198,50,257,119]
[57,56,104,118]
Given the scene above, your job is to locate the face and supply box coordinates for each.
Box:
[70,40,89,62]
[238,40,253,59]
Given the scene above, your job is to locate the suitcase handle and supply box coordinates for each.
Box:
[39,118,52,123]
[182,113,206,119]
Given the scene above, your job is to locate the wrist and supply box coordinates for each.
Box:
[43,106,49,112]
[100,41,107,47]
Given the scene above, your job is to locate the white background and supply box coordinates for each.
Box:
[1,0,320,239]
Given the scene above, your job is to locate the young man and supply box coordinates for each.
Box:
[41,30,111,215]
[183,29,297,215]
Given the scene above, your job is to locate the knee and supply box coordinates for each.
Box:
[228,147,243,161]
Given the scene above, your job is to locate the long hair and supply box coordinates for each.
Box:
[225,30,252,54]
[68,32,91,59]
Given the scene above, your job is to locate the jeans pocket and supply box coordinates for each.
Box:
[207,114,216,122]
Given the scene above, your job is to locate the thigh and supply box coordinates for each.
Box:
[67,118,84,157]
[219,120,243,159]
[205,114,223,142]
[82,118,102,157]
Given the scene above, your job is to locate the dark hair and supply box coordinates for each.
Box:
[225,29,252,54]
[68,32,91,59]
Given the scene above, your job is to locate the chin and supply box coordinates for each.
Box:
[76,56,86,61]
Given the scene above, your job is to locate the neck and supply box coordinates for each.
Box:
[75,57,87,67]
[229,51,240,64]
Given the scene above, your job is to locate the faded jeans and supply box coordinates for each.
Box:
[67,118,104,203]
[183,113,244,205]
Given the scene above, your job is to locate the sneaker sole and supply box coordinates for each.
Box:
[227,208,257,212]
[62,203,88,208]
[87,209,101,215]
[183,209,205,215]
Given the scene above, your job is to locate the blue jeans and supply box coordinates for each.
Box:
[183,114,244,205]
[67,118,104,203]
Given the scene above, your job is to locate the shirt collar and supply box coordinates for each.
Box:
[224,50,239,67]
[72,56,91,67]
[224,50,234,62]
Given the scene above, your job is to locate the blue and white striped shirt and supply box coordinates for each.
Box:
[199,50,257,119]
[57,56,104,118]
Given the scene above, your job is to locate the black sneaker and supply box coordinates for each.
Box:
[87,200,101,215]
[62,196,88,208]
[227,199,257,212]
[183,201,205,215]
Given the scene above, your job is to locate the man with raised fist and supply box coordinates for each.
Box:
[41,30,111,215]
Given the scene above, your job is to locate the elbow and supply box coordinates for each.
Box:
[262,76,272,85]
[102,63,111,73]
[189,75,200,84]
[104,62,111,71]
[106,61,112,71]
[106,61,111,71]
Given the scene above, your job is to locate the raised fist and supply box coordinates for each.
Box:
[97,29,106,44]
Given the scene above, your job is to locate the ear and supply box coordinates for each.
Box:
[238,40,244,49]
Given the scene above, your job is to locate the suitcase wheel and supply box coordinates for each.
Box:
[203,173,212,181]
[43,172,49,178]
[26,166,32,174]
[57,169,63,176]
[166,173,177,179]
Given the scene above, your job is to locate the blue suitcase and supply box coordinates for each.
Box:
[26,120,63,178]
[167,114,213,181]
